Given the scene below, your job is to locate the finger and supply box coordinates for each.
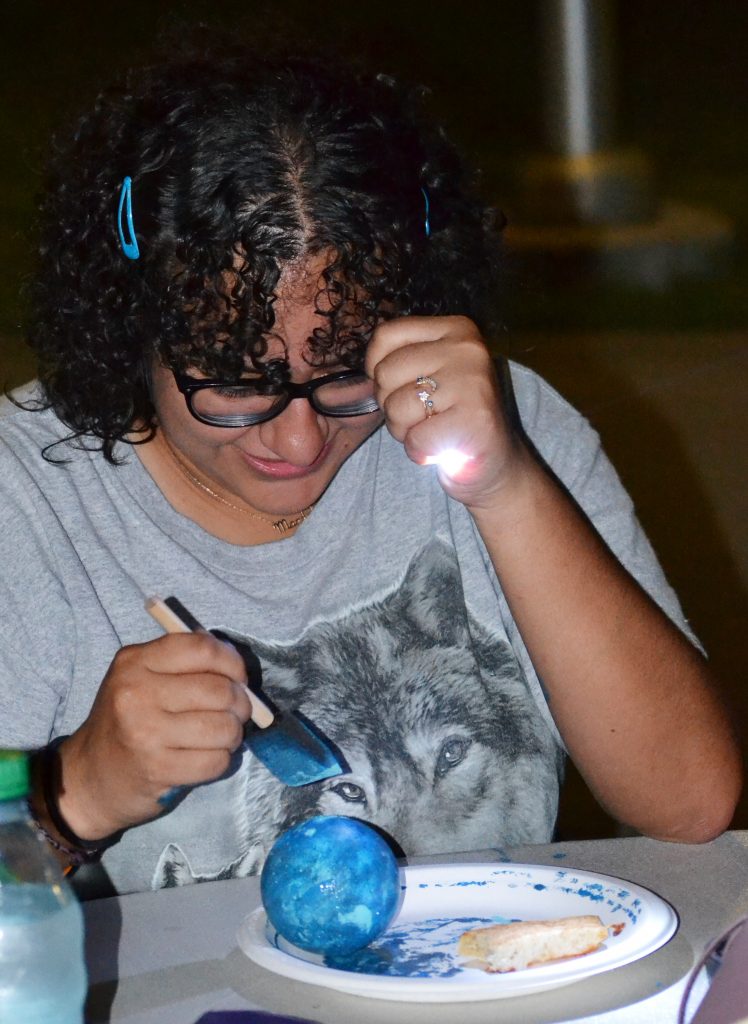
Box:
[161,709,247,753]
[379,372,456,441]
[368,320,489,402]
[373,345,451,408]
[138,633,248,683]
[153,672,253,721]
[401,405,482,464]
[365,317,454,378]
[153,748,237,790]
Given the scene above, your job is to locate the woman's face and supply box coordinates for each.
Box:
[147,259,384,518]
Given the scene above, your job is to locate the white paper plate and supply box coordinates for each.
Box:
[237,862,678,1002]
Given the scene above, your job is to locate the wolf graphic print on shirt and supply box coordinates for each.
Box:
[153,539,563,888]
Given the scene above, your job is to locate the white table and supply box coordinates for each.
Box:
[83,831,748,1024]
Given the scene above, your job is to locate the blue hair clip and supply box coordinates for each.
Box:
[117,176,140,260]
[421,186,431,238]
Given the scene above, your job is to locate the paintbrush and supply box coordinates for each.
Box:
[145,595,346,787]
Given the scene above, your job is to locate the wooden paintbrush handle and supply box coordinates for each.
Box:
[145,596,275,729]
[145,597,192,634]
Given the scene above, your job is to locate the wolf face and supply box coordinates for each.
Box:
[154,539,562,887]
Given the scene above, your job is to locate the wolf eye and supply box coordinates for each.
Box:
[330,782,367,804]
[436,737,469,777]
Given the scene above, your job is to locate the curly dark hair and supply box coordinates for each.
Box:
[27,38,505,461]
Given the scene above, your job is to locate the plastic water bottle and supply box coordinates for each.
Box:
[0,749,87,1023]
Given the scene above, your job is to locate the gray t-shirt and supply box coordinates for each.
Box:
[0,363,693,894]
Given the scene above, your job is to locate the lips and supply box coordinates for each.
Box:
[239,444,331,479]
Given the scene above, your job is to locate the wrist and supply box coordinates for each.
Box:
[463,442,544,521]
[29,737,120,863]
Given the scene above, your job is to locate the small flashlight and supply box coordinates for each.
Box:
[423,448,473,476]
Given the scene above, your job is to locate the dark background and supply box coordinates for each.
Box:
[2,0,748,337]
[1,1,746,836]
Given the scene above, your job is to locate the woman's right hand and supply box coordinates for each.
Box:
[52,633,253,840]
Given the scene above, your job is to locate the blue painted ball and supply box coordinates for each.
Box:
[260,815,401,956]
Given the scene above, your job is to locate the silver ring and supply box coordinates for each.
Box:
[415,376,438,418]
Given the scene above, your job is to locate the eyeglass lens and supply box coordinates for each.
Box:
[190,373,378,425]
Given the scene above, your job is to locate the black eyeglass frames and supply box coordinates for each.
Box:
[172,368,380,427]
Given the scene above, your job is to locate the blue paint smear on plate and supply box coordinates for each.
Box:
[428,880,491,889]
[576,886,605,901]
[548,876,640,924]
[323,915,511,978]
[474,867,641,925]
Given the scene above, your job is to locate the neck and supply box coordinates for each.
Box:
[134,432,315,544]
[164,441,315,534]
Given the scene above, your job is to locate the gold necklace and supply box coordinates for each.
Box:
[167,445,315,534]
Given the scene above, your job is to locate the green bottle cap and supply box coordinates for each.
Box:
[0,750,30,801]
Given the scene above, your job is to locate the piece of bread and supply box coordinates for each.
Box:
[458,915,616,973]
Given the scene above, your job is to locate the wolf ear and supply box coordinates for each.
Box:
[394,539,468,646]
[217,629,302,694]
[152,843,197,889]
[152,842,265,888]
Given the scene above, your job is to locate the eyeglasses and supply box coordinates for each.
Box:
[172,367,380,427]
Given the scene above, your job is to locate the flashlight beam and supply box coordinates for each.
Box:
[423,449,473,476]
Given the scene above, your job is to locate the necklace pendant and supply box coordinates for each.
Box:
[273,506,312,534]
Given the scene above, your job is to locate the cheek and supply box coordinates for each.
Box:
[149,368,244,451]
[155,390,249,454]
[337,412,384,450]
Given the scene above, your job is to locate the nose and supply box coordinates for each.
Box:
[256,397,329,466]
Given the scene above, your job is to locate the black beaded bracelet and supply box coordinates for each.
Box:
[26,797,97,867]
[34,736,110,860]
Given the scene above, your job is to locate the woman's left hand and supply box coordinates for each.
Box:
[365,315,528,508]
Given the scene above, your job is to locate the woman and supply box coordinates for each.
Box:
[0,41,740,894]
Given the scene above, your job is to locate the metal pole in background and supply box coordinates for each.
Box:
[506,0,733,287]
[541,0,615,157]
[518,0,654,225]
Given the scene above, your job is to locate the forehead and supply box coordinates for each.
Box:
[274,251,333,307]
[263,259,327,361]
[267,250,364,364]
[182,248,371,374]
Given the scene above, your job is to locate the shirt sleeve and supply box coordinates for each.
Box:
[0,441,76,747]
